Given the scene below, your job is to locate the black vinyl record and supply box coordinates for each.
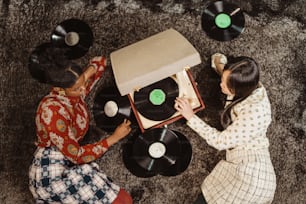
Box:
[132,128,180,173]
[201,1,245,41]
[51,18,93,59]
[160,131,192,176]
[134,77,179,121]
[93,86,134,132]
[122,132,157,178]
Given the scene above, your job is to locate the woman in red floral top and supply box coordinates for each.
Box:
[28,44,133,204]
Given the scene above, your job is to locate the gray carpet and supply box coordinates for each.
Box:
[0,0,305,203]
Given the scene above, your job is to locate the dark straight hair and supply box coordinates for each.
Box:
[47,62,83,88]
[221,57,260,128]
[28,43,83,88]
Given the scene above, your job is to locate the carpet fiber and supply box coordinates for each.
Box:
[0,0,305,203]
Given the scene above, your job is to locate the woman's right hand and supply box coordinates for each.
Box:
[90,56,107,69]
[84,56,106,80]
[174,97,194,120]
[113,119,132,139]
[106,119,131,146]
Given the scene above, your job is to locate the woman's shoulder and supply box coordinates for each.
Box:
[234,83,271,112]
[245,83,269,103]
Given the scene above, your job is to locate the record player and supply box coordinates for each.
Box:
[110,28,205,132]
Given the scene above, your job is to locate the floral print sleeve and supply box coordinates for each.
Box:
[37,103,109,164]
[85,57,107,96]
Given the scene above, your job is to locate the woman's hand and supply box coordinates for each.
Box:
[174,97,194,120]
[113,119,132,139]
[90,56,107,69]
[84,56,107,80]
[106,119,131,147]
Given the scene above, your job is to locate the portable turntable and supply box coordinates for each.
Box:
[110,28,205,132]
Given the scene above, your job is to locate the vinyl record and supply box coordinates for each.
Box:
[93,86,134,132]
[122,133,157,178]
[134,77,179,121]
[51,18,93,59]
[160,131,192,176]
[201,1,245,41]
[132,128,180,173]
[28,42,53,83]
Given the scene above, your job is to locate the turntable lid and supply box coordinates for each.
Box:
[110,28,201,96]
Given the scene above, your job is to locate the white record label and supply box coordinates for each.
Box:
[148,142,166,158]
[104,100,119,117]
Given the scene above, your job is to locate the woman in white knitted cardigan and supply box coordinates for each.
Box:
[175,55,276,204]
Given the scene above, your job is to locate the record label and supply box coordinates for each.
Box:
[104,101,119,117]
[51,18,93,59]
[201,1,245,41]
[215,13,231,29]
[65,31,80,46]
[148,142,166,158]
[149,89,166,105]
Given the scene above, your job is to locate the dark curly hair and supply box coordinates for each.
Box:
[28,43,82,88]
[221,56,260,128]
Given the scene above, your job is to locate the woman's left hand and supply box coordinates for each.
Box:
[90,56,107,69]
[84,56,106,80]
[174,97,194,120]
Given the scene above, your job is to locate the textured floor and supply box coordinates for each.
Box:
[0,0,305,203]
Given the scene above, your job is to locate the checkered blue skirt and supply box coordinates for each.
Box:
[29,146,120,204]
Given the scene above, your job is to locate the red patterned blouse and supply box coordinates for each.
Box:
[35,58,108,164]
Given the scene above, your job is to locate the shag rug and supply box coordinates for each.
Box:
[0,0,305,203]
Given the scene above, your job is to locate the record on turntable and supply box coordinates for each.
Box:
[51,18,93,59]
[201,0,245,41]
[93,86,134,132]
[134,77,179,121]
[110,29,205,132]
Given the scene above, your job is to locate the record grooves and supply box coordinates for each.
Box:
[201,1,245,41]
[160,131,192,176]
[93,87,133,132]
[132,128,179,172]
[51,18,93,59]
[123,128,192,177]
[134,77,179,121]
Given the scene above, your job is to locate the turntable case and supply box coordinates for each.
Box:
[110,28,204,132]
